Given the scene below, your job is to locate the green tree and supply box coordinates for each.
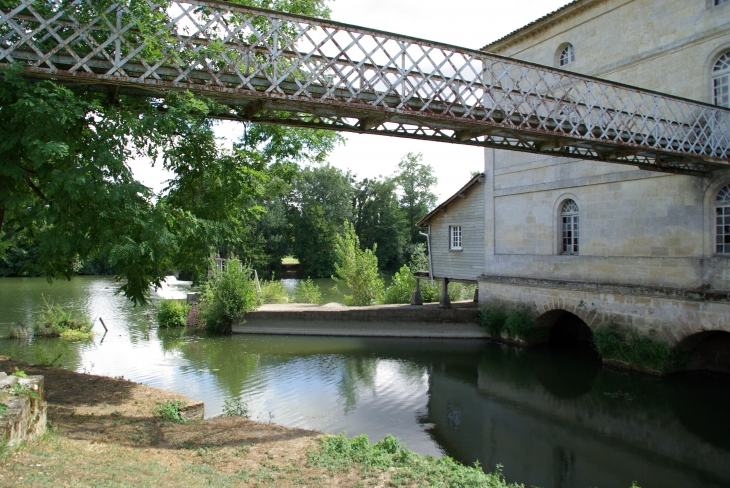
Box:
[352,177,408,271]
[290,165,354,277]
[0,0,341,303]
[333,221,384,306]
[394,152,438,246]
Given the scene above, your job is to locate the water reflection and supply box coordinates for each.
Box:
[2,277,730,487]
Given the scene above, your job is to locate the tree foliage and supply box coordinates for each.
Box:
[394,152,438,246]
[333,221,384,306]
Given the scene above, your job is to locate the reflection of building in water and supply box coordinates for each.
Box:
[422,348,730,488]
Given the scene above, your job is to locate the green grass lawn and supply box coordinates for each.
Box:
[281,256,299,266]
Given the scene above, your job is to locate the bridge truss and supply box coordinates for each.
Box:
[1,0,729,175]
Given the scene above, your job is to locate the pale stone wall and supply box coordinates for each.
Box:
[486,0,730,103]
[427,181,485,281]
[477,0,730,297]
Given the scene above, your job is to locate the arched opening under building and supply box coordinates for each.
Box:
[535,310,600,398]
[675,330,730,375]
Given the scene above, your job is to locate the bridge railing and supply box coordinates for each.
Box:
[1,0,729,174]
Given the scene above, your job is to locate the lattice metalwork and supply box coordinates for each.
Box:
[1,0,730,175]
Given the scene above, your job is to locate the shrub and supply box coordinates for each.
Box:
[155,400,186,423]
[593,323,671,372]
[333,221,384,306]
[293,277,322,304]
[157,299,191,328]
[383,265,416,304]
[200,258,258,333]
[186,304,204,328]
[420,280,441,303]
[478,304,508,337]
[34,296,93,340]
[448,283,477,302]
[222,397,250,418]
[258,279,289,304]
[504,304,534,340]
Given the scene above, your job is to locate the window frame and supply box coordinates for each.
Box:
[716,184,730,255]
[712,51,730,108]
[558,43,576,68]
[560,199,580,255]
[449,225,463,251]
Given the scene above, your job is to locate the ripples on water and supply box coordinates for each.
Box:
[1,276,730,488]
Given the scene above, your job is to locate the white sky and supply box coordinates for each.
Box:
[133,0,571,201]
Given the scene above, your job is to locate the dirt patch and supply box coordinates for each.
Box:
[0,357,366,487]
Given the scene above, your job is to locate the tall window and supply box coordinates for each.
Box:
[449,226,462,250]
[561,200,579,255]
[714,51,730,108]
[717,185,730,254]
[715,0,729,6]
[559,44,575,67]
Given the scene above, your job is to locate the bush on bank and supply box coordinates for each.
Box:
[157,299,191,328]
[200,258,258,333]
[34,297,93,340]
[478,302,543,342]
[293,277,322,304]
[333,221,384,306]
[592,323,682,372]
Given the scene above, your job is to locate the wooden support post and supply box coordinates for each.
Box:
[439,278,451,309]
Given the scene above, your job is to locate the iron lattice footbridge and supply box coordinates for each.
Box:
[1,0,730,175]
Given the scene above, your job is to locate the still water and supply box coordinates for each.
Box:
[1,276,730,488]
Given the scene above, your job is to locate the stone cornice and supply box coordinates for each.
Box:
[481,0,607,54]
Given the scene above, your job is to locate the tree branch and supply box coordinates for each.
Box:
[23,176,49,202]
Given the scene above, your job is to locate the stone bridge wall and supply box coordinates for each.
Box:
[477,275,730,346]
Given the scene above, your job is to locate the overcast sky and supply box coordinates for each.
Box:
[134,0,571,201]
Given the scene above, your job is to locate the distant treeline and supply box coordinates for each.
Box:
[0,152,436,280]
[218,152,438,278]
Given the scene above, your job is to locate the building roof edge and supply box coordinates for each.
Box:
[480,0,602,53]
[417,173,485,227]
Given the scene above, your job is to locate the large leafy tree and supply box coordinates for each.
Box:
[289,165,354,278]
[0,0,340,303]
[394,152,438,246]
[352,177,408,272]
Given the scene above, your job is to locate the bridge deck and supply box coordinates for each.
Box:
[1,0,729,175]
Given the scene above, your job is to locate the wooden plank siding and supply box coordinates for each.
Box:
[426,181,485,281]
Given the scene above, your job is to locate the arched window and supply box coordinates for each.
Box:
[713,51,730,108]
[561,199,579,255]
[559,44,575,67]
[716,185,730,254]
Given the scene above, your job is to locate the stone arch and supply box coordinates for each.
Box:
[534,309,600,398]
[674,330,730,374]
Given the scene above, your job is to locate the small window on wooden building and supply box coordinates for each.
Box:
[561,200,579,255]
[716,185,730,254]
[449,226,462,250]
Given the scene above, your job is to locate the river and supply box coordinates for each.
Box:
[1,276,729,488]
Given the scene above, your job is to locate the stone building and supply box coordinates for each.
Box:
[423,0,730,370]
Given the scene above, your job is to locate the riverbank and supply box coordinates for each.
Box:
[233,301,486,339]
[0,357,516,487]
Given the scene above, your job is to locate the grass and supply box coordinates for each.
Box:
[478,302,547,342]
[307,433,521,487]
[281,256,299,266]
[258,279,289,304]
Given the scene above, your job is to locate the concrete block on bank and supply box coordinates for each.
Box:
[0,375,47,448]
